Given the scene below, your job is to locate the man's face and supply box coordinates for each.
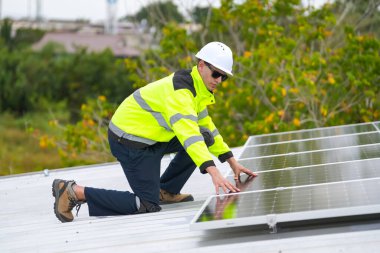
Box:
[198,61,228,92]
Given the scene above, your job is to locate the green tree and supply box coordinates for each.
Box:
[39,96,116,167]
[0,19,49,115]
[0,18,14,50]
[0,40,135,119]
[122,0,380,146]
[13,27,45,48]
[40,47,134,122]
[333,0,380,36]
[192,6,212,25]
[0,18,45,50]
[124,1,184,29]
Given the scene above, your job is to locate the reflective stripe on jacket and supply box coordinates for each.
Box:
[110,65,233,173]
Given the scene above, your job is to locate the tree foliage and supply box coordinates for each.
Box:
[204,0,379,145]
[124,1,184,29]
[333,0,380,37]
[39,96,115,167]
[0,19,44,50]
[120,0,380,147]
[0,21,135,119]
[191,6,212,25]
[0,19,13,49]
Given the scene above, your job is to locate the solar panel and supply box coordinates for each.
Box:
[190,178,380,231]
[190,121,380,232]
[239,144,380,172]
[226,158,380,192]
[246,122,378,146]
[240,132,380,158]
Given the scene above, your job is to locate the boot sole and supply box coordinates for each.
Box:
[52,179,73,223]
[160,195,194,205]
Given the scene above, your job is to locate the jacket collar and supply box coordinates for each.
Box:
[191,65,215,106]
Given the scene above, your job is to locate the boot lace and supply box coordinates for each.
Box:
[68,197,85,217]
[66,181,85,217]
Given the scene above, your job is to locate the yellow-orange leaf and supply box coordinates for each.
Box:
[243,51,252,58]
[327,73,336,85]
[265,113,275,123]
[293,118,301,127]
[281,88,287,97]
[98,95,106,102]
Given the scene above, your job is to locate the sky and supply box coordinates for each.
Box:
[0,0,328,23]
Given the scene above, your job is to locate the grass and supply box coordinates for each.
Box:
[0,102,116,176]
[0,110,68,176]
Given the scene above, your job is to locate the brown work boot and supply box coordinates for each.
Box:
[159,189,194,204]
[52,179,85,223]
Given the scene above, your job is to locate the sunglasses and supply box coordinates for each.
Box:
[205,62,228,82]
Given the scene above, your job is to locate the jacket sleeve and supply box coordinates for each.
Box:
[164,90,215,174]
[198,107,233,163]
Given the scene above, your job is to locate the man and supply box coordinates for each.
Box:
[52,41,256,223]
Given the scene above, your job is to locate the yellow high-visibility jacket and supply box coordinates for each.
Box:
[110,65,233,173]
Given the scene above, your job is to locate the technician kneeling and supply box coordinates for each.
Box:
[52,41,257,223]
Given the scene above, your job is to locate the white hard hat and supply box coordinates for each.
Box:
[195,41,233,76]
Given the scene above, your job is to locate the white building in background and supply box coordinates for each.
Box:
[6,0,153,58]
[4,0,159,56]
[36,0,42,21]
[105,0,118,35]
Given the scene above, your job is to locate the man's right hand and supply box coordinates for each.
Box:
[206,166,240,194]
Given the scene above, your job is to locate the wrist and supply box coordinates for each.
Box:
[206,166,218,175]
[227,157,238,167]
[200,160,216,174]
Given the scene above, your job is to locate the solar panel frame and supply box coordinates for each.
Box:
[374,122,380,132]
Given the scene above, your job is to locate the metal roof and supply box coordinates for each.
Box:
[32,33,140,57]
[1,148,380,253]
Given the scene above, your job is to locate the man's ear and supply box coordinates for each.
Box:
[198,60,205,71]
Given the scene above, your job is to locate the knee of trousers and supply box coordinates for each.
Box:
[200,127,215,147]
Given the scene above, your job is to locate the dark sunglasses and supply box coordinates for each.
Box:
[205,62,228,82]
